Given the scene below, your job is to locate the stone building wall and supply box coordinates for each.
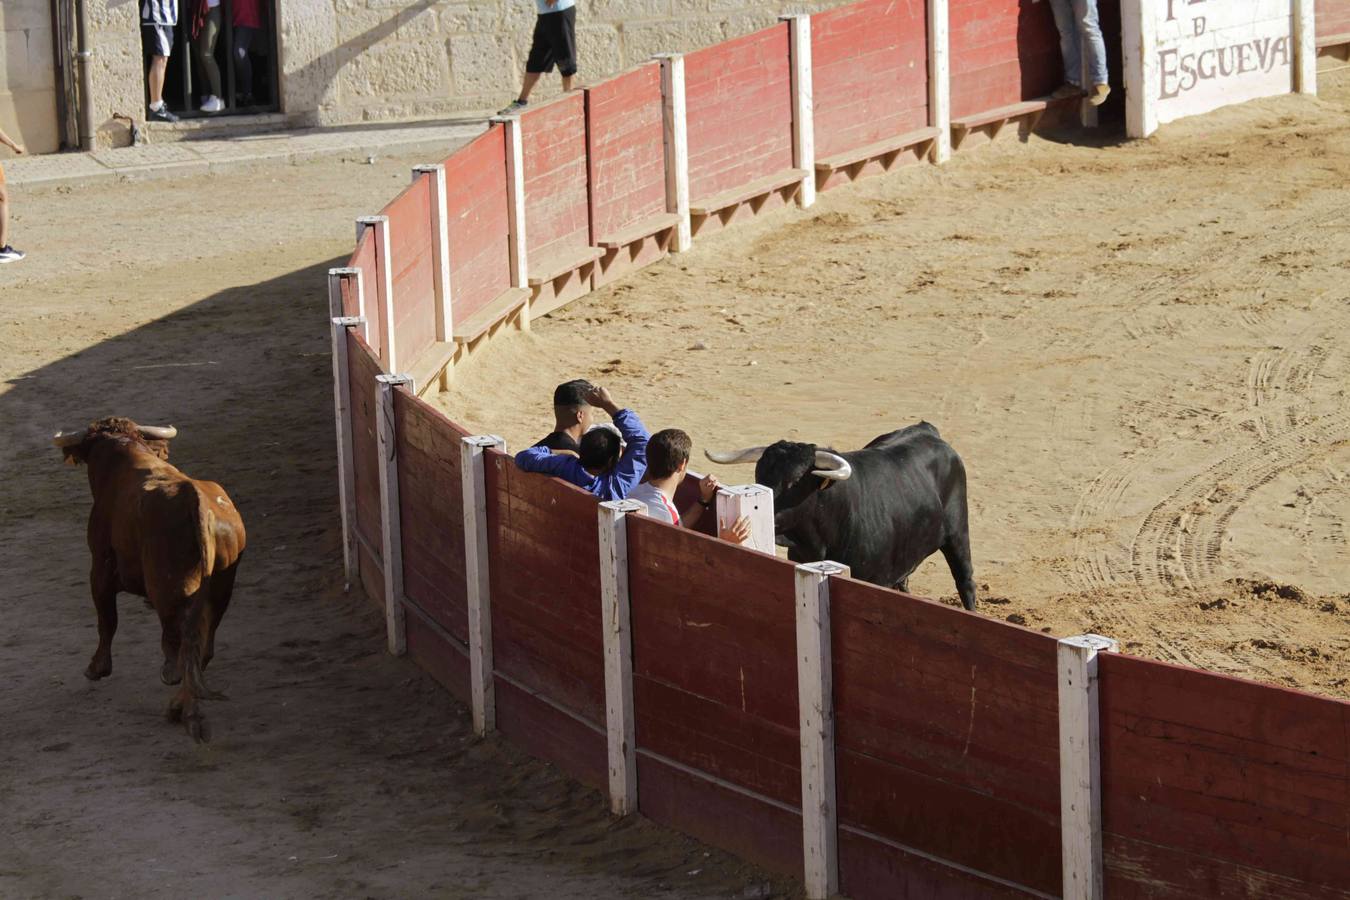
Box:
[75,0,844,146]
[0,0,60,154]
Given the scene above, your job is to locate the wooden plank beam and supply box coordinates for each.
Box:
[462,434,506,735]
[781,14,816,208]
[655,53,692,253]
[376,373,414,655]
[598,498,647,815]
[1058,633,1118,900]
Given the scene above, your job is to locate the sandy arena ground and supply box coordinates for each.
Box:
[0,152,794,898]
[439,71,1350,700]
[2,73,1348,899]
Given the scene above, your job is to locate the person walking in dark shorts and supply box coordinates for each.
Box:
[497,0,577,116]
[142,0,181,122]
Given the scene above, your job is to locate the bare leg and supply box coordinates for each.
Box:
[86,564,118,680]
[148,56,168,107]
[517,71,543,103]
[562,74,575,92]
[0,185,9,248]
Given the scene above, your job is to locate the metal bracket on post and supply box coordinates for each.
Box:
[781,14,815,208]
[413,164,454,342]
[329,312,366,592]
[356,214,396,371]
[329,266,368,341]
[927,0,952,161]
[375,373,414,655]
[654,53,691,252]
[1058,633,1118,900]
[462,434,506,735]
[795,560,849,900]
[716,484,776,554]
[598,498,647,816]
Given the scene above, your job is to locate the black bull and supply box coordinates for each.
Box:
[709,422,976,610]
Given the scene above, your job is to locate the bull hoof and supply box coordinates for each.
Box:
[84,659,111,681]
[160,659,183,686]
[165,698,184,723]
[184,713,211,744]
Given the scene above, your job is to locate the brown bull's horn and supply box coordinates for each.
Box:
[53,429,88,448]
[138,425,178,440]
[705,446,767,465]
[812,450,852,481]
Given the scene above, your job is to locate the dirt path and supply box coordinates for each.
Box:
[0,153,791,898]
[436,72,1350,699]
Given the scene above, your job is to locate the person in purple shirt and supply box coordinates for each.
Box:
[514,385,650,501]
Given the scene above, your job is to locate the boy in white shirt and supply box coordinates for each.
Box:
[629,429,751,544]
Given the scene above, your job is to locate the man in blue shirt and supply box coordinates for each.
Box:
[498,0,578,116]
[514,385,650,501]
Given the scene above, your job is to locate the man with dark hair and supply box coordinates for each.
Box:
[535,378,596,454]
[629,429,751,544]
[515,385,649,501]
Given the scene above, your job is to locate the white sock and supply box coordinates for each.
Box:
[150,101,164,111]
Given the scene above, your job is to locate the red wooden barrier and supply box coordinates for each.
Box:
[811,0,930,165]
[1099,652,1350,898]
[949,0,1061,119]
[830,576,1062,897]
[627,514,804,877]
[339,268,360,318]
[444,126,512,326]
[586,64,666,242]
[483,452,607,789]
[350,230,381,360]
[385,177,437,368]
[347,330,385,610]
[393,389,472,705]
[520,93,593,270]
[684,24,796,204]
[1318,0,1350,42]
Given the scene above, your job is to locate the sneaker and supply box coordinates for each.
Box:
[496,99,528,117]
[0,245,26,263]
[1049,83,1082,100]
[201,95,224,113]
[1090,83,1111,106]
[148,104,180,123]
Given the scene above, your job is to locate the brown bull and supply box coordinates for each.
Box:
[54,417,246,741]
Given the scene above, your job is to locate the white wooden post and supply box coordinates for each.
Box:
[375,373,413,655]
[462,434,506,735]
[598,499,646,815]
[781,14,815,208]
[490,116,530,292]
[413,164,454,341]
[927,0,952,162]
[1121,0,1157,138]
[1058,633,1118,900]
[329,309,365,592]
[1294,0,1318,95]
[357,214,396,372]
[656,53,691,252]
[716,484,776,554]
[795,560,848,900]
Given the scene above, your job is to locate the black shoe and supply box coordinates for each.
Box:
[496,99,527,117]
[0,245,27,263]
[149,105,180,123]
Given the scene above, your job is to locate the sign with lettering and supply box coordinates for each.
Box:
[1122,0,1316,137]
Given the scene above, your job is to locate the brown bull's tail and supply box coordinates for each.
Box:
[174,495,225,742]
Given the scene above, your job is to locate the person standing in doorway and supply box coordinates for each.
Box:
[231,0,264,108]
[0,125,27,263]
[190,0,225,113]
[1044,0,1110,107]
[142,0,181,122]
[497,0,578,116]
